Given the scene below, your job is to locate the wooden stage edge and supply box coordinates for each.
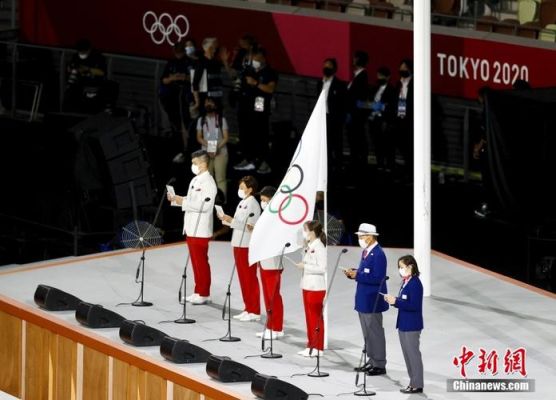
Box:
[0,294,244,400]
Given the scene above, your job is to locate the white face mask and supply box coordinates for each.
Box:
[238,189,246,199]
[185,46,195,56]
[252,60,262,70]
[302,230,310,241]
[399,268,411,278]
[191,164,200,175]
[78,53,88,60]
[358,238,368,249]
[260,201,268,210]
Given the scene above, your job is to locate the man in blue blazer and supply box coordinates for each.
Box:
[344,223,388,376]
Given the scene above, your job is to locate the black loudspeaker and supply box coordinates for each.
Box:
[119,320,167,346]
[206,355,257,383]
[160,337,212,364]
[33,284,81,311]
[251,373,309,400]
[113,176,154,209]
[75,302,126,328]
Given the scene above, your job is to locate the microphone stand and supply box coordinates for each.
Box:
[220,211,254,342]
[306,248,348,377]
[260,242,290,359]
[160,196,210,324]
[353,273,388,396]
[131,178,175,307]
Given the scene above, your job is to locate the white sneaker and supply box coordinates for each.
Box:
[297,348,323,357]
[185,293,198,302]
[256,329,284,340]
[233,311,248,320]
[239,313,261,322]
[191,295,211,305]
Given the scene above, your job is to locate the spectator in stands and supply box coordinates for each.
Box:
[346,50,370,174]
[234,48,277,175]
[230,34,258,108]
[192,37,230,114]
[318,58,347,172]
[160,42,195,164]
[196,96,229,200]
[464,0,500,18]
[392,58,414,181]
[369,67,397,173]
[65,39,108,113]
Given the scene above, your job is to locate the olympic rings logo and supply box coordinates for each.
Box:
[142,11,190,46]
[268,164,309,225]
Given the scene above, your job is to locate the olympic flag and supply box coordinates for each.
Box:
[249,90,327,265]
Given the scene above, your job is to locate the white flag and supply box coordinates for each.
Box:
[249,90,327,265]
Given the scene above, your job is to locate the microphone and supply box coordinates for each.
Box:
[341,248,348,254]
[135,264,141,280]
[166,177,176,185]
[204,197,211,202]
[278,242,291,270]
[248,212,255,217]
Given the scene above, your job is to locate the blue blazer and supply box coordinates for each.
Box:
[354,244,389,313]
[394,276,424,332]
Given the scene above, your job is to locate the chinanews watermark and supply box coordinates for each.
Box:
[448,346,535,393]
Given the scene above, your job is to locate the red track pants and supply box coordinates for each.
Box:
[302,289,325,350]
[259,267,284,331]
[233,247,260,314]
[186,237,211,297]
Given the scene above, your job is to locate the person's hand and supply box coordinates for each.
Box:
[384,294,396,305]
[221,215,233,223]
[245,76,258,86]
[343,268,357,279]
[246,223,254,232]
[167,193,175,202]
[208,152,216,159]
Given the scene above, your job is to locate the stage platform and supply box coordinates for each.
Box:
[0,242,554,399]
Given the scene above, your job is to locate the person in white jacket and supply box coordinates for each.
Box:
[218,176,261,321]
[255,186,284,340]
[296,220,327,357]
[167,150,217,305]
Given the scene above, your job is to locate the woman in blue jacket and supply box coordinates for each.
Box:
[384,254,424,394]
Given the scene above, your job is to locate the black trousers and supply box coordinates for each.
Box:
[392,116,413,176]
[346,111,368,170]
[326,113,345,169]
[370,118,394,170]
[238,106,270,163]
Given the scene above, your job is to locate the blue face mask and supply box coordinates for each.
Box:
[186,46,195,56]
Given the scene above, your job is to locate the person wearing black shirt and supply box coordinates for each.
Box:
[234,48,277,175]
[65,39,108,112]
[346,51,370,173]
[192,37,229,115]
[392,59,414,180]
[368,67,397,173]
[160,42,195,161]
[318,58,347,171]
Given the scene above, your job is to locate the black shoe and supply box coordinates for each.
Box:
[400,386,423,394]
[354,363,373,372]
[366,367,386,376]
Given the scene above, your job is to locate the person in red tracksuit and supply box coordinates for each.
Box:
[218,176,261,322]
[168,150,217,305]
[254,186,284,340]
[296,220,327,357]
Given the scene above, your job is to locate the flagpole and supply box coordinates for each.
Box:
[324,189,328,349]
[414,0,432,297]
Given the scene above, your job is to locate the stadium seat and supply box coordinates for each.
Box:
[369,0,396,19]
[476,15,499,32]
[432,0,460,15]
[346,0,368,15]
[539,23,556,41]
[517,0,539,24]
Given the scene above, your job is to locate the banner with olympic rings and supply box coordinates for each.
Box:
[249,90,327,265]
